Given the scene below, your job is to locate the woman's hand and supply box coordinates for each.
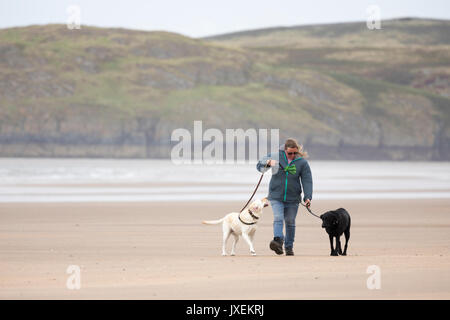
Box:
[304,199,311,208]
[266,159,277,167]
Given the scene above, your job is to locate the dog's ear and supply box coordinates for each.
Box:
[319,214,324,219]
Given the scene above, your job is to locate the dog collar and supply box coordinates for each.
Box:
[238,209,258,225]
[248,209,259,220]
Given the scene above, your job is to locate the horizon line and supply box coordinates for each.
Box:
[0,16,448,39]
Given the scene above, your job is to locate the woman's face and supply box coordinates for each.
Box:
[285,147,298,161]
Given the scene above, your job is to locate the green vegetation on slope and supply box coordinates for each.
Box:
[0,19,449,159]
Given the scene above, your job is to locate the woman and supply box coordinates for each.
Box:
[256,138,313,256]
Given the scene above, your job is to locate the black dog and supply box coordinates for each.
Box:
[320,208,351,256]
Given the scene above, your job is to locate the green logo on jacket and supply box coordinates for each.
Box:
[284,164,296,175]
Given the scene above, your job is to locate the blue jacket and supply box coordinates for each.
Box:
[256,149,313,203]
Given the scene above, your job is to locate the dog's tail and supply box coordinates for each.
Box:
[202,217,225,225]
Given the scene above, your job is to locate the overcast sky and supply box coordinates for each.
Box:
[1,0,449,38]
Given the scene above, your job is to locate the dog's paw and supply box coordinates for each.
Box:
[230,252,236,256]
[330,252,338,256]
[222,252,227,256]
[250,251,257,256]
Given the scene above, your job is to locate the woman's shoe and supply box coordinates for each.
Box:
[269,237,284,255]
[285,247,294,256]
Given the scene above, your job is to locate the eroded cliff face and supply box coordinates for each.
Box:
[1,20,449,160]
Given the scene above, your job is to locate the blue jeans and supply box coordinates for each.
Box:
[270,200,299,249]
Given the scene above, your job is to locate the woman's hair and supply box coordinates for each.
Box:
[284,138,309,158]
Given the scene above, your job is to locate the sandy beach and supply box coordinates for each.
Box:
[1,198,449,299]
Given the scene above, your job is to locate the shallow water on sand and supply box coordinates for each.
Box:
[0,158,449,202]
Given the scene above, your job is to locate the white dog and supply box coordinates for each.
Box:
[202,197,269,256]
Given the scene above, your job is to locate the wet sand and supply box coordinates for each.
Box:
[0,198,449,299]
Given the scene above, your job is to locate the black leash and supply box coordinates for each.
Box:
[237,162,269,225]
[300,202,321,219]
[238,162,269,214]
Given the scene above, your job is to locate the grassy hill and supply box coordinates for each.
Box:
[0,19,449,160]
